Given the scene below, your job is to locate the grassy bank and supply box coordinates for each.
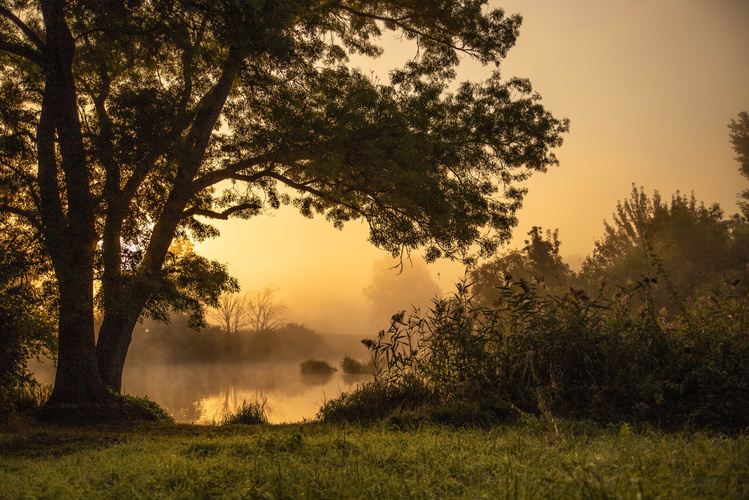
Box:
[1,417,747,498]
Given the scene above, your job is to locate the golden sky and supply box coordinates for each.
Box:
[196,0,749,336]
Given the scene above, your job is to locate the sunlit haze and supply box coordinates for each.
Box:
[196,0,749,337]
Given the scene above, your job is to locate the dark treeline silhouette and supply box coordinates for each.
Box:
[126,316,340,365]
[472,186,749,315]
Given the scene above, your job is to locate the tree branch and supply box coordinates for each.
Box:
[190,153,279,193]
[0,40,44,65]
[181,202,263,220]
[233,169,327,198]
[179,47,243,178]
[334,4,470,57]
[0,204,43,232]
[0,5,45,50]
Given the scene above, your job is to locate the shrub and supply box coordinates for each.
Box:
[323,277,749,431]
[34,391,175,424]
[0,288,56,414]
[115,393,175,423]
[300,359,336,376]
[341,356,374,375]
[318,374,434,424]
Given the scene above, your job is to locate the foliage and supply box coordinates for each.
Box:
[138,251,239,331]
[579,185,747,303]
[0,292,55,412]
[340,355,374,375]
[34,390,174,425]
[730,111,749,218]
[300,360,336,376]
[0,218,56,413]
[471,225,573,306]
[221,399,269,425]
[318,375,434,424]
[113,392,175,424]
[1,421,747,498]
[1,384,52,419]
[331,276,749,431]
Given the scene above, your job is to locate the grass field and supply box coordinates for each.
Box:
[1,416,747,499]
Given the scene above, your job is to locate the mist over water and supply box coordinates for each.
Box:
[122,362,371,424]
[29,256,443,423]
[25,248,442,424]
[31,350,372,424]
[118,326,375,423]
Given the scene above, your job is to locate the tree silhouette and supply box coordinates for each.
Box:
[470,226,572,305]
[364,257,441,331]
[246,287,287,332]
[0,1,568,411]
[580,186,738,300]
[208,293,249,335]
[729,112,749,218]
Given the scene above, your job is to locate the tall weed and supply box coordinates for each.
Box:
[325,275,749,431]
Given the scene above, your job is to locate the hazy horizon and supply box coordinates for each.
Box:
[194,0,749,337]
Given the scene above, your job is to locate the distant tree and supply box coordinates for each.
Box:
[0,1,568,411]
[471,226,573,305]
[729,112,749,218]
[521,227,572,283]
[364,257,441,330]
[208,293,249,335]
[247,287,287,332]
[580,185,739,300]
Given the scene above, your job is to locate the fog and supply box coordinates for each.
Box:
[30,252,453,423]
[27,0,749,424]
[121,362,371,424]
[193,0,748,337]
[122,319,379,423]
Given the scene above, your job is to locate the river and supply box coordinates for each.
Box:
[31,359,372,424]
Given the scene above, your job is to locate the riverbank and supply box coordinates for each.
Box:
[1,416,746,498]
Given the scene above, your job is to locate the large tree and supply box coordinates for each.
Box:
[0,0,568,411]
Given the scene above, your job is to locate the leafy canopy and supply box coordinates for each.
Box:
[1,0,568,272]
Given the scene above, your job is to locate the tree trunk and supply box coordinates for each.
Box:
[46,270,109,407]
[94,47,241,394]
[96,308,142,392]
[38,0,109,411]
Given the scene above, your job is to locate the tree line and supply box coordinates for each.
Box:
[471,113,749,310]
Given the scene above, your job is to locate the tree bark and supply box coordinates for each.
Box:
[96,310,141,392]
[38,0,108,409]
[46,268,109,406]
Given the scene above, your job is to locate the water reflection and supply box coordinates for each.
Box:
[121,362,372,424]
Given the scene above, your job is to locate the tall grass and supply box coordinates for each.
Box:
[322,276,749,431]
[1,420,746,498]
[221,399,269,425]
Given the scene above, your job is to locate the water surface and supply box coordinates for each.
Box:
[122,362,371,424]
